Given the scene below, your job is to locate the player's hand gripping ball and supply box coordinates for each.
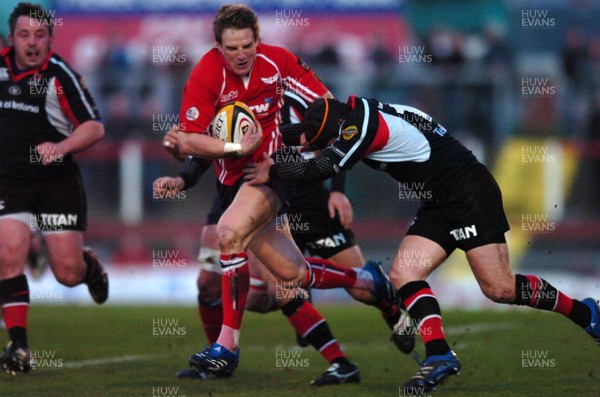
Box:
[210,101,257,143]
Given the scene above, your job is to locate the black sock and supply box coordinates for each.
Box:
[515,274,592,328]
[398,280,451,358]
[568,300,593,329]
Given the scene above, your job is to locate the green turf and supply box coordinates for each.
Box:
[2,304,599,397]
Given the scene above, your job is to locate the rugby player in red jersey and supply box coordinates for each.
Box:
[246,95,600,394]
[176,5,397,378]
[0,2,108,376]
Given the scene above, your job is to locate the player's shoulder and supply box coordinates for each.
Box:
[256,43,296,63]
[197,47,221,66]
[188,47,223,84]
[46,52,74,73]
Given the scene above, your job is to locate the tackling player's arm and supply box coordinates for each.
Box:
[245,144,345,185]
[153,156,211,194]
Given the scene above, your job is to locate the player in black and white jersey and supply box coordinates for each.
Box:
[246,95,600,394]
[0,3,108,376]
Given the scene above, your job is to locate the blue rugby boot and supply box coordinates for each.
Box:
[189,343,239,376]
[582,298,600,346]
[402,350,461,395]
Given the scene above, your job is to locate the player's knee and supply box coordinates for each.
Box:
[0,234,29,267]
[273,267,303,285]
[54,269,83,287]
[480,283,515,304]
[216,224,243,252]
[52,256,85,286]
[389,265,415,290]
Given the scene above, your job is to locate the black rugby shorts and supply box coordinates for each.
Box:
[406,164,510,255]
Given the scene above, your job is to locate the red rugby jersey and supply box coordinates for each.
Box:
[179,43,328,185]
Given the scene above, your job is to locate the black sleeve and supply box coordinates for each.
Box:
[54,59,101,124]
[329,171,346,193]
[178,156,211,190]
[269,146,343,184]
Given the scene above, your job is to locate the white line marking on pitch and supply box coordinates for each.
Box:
[63,354,157,369]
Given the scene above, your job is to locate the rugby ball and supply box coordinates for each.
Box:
[211,101,257,143]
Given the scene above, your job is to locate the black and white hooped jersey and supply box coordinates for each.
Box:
[321,95,480,201]
[0,47,101,179]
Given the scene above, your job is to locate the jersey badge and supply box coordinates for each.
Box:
[341,125,358,140]
[0,67,9,81]
[186,107,199,121]
[297,58,311,72]
[8,85,22,96]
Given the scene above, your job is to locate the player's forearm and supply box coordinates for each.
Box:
[178,132,228,160]
[330,172,346,193]
[56,120,104,155]
[178,156,211,190]
[269,154,339,184]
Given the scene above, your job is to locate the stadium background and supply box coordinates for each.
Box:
[1,0,599,307]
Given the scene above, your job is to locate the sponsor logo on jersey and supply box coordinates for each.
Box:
[0,67,9,81]
[249,103,270,114]
[220,90,238,102]
[449,224,478,241]
[185,107,199,121]
[8,85,21,96]
[341,125,358,140]
[261,73,279,85]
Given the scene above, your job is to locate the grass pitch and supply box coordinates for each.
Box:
[2,304,599,397]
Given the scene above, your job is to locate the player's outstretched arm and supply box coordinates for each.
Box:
[36,120,104,166]
[245,147,341,186]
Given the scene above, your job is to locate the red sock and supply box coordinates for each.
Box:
[216,253,249,350]
[2,303,29,330]
[0,275,30,348]
[283,300,346,363]
[198,297,222,345]
[304,257,359,289]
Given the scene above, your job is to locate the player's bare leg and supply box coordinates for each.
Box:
[248,220,380,293]
[43,232,108,304]
[211,183,280,354]
[0,217,33,375]
[467,243,600,346]
[191,184,393,376]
